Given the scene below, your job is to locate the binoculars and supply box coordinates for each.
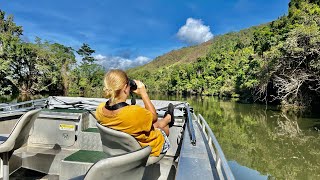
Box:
[128,79,137,92]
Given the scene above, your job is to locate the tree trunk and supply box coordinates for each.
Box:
[61,63,69,96]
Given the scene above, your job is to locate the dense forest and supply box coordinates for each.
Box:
[128,0,320,112]
[1,0,320,112]
[0,10,104,97]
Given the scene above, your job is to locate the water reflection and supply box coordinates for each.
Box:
[229,161,268,180]
[150,94,320,180]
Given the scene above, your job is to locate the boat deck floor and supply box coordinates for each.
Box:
[9,168,58,180]
[143,156,176,180]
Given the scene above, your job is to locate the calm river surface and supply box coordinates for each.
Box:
[2,94,320,179]
[150,94,320,180]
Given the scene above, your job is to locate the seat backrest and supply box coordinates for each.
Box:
[96,123,141,156]
[0,109,41,152]
[84,146,151,180]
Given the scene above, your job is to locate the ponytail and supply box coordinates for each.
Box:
[103,69,128,103]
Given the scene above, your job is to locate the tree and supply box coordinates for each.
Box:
[0,10,102,97]
[69,43,104,96]
[0,10,23,95]
[0,10,23,36]
[76,43,95,64]
[49,43,76,95]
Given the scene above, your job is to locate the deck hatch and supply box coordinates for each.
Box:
[28,110,86,147]
[29,119,77,146]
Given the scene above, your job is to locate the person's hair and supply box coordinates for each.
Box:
[103,69,129,103]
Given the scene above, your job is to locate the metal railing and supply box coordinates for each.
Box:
[197,114,235,180]
[0,99,47,115]
[184,103,196,146]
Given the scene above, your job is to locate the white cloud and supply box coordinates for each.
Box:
[135,56,151,64]
[94,54,107,60]
[177,18,213,45]
[94,54,151,70]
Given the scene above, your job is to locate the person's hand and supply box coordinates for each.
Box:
[132,80,147,97]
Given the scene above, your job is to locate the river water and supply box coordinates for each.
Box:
[1,94,320,179]
[150,94,320,180]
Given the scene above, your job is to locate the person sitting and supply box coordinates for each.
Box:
[95,69,174,156]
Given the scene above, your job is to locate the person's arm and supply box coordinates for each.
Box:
[141,93,157,122]
[133,80,158,122]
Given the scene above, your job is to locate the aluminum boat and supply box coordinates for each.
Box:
[0,96,234,180]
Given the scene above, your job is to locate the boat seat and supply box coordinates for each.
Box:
[0,109,41,180]
[83,146,151,180]
[96,123,165,166]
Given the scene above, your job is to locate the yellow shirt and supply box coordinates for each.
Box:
[95,102,165,156]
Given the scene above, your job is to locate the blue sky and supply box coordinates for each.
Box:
[1,0,290,69]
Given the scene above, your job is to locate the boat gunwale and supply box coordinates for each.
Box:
[0,99,47,114]
[197,114,235,180]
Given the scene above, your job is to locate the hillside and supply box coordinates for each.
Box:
[127,24,261,78]
[127,39,213,74]
[128,0,320,111]
[127,25,261,74]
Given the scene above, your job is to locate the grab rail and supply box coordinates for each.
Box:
[197,114,235,180]
[0,98,47,114]
[184,103,196,146]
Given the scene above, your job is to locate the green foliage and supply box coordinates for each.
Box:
[0,10,23,95]
[128,0,320,110]
[128,28,259,98]
[202,97,320,179]
[68,63,105,96]
[0,10,104,97]
[0,10,22,36]
[49,42,76,95]
[2,0,320,111]
[76,43,96,64]
[2,39,77,95]
[126,40,212,75]
[252,26,274,56]
[68,44,105,96]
